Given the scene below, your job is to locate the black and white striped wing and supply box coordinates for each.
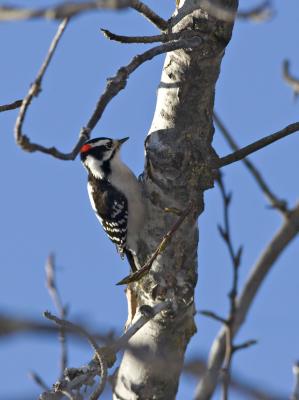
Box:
[87,178,128,254]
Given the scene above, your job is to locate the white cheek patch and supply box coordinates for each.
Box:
[85,155,104,179]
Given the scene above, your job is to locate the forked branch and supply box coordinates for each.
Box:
[195,201,299,399]
[214,112,289,214]
[15,36,202,160]
[40,302,169,399]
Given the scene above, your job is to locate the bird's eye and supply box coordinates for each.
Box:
[106,142,113,149]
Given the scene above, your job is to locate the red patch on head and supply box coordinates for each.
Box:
[80,144,92,153]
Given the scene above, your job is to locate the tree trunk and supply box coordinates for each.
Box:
[113,1,238,398]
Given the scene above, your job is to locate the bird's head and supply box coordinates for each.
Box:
[80,137,129,179]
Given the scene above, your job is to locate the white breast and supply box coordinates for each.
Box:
[109,153,145,252]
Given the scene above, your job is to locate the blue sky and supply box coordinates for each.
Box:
[1,1,299,399]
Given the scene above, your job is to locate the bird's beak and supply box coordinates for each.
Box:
[117,137,129,147]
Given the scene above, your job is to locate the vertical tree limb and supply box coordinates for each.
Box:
[113,1,238,398]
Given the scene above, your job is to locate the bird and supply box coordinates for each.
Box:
[80,137,144,272]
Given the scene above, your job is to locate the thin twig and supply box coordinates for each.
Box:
[100,28,201,44]
[0,99,23,112]
[44,312,103,360]
[185,357,287,400]
[44,311,108,399]
[195,202,299,399]
[89,356,107,400]
[15,36,202,160]
[14,17,70,154]
[218,121,299,168]
[199,310,227,324]
[45,254,68,379]
[217,173,243,400]
[214,112,289,214]
[282,60,299,100]
[28,371,49,391]
[0,0,132,21]
[40,302,169,399]
[0,312,112,343]
[237,0,274,22]
[233,339,257,353]
[130,0,168,30]
[116,202,194,285]
[45,254,65,317]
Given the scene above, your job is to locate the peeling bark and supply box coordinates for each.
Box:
[114,1,238,398]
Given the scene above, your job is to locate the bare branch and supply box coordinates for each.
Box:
[233,339,257,353]
[40,302,169,399]
[44,311,108,399]
[29,371,49,391]
[0,1,132,21]
[237,1,274,22]
[101,28,164,43]
[129,0,168,30]
[195,201,299,399]
[0,0,167,31]
[100,28,201,44]
[45,254,65,318]
[44,312,103,358]
[214,112,289,214]
[217,174,245,400]
[0,99,23,112]
[14,17,70,155]
[283,60,299,99]
[185,357,286,400]
[116,202,194,285]
[45,254,68,379]
[218,122,299,168]
[0,313,112,344]
[15,36,202,160]
[89,359,107,400]
[199,310,227,324]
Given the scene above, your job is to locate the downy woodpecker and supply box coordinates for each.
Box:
[80,137,144,272]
